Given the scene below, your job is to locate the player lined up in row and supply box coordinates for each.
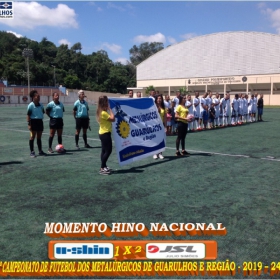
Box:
[161,91,264,131]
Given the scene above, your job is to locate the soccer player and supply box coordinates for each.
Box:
[209,103,216,129]
[221,93,231,126]
[231,94,239,125]
[27,90,46,157]
[185,95,194,131]
[149,89,156,100]
[73,90,92,149]
[193,91,200,130]
[164,94,171,109]
[96,96,115,175]
[199,92,208,130]
[212,92,220,127]
[173,90,181,111]
[46,92,65,154]
[206,91,213,128]
[238,94,244,124]
[248,94,254,122]
[252,93,258,122]
[243,94,249,123]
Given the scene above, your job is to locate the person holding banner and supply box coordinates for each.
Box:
[153,94,167,159]
[96,96,115,175]
[175,95,190,156]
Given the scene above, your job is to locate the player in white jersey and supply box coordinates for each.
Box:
[238,94,244,124]
[193,92,201,130]
[212,92,220,127]
[221,93,231,126]
[164,94,171,109]
[173,91,180,111]
[206,92,213,128]
[199,92,208,130]
[185,94,194,131]
[243,94,249,122]
[231,94,239,125]
[248,94,254,122]
[149,90,156,101]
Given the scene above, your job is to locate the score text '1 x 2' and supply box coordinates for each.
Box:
[48,240,217,261]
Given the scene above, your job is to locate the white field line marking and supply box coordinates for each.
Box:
[1,128,279,162]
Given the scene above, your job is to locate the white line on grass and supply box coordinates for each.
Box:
[1,127,279,162]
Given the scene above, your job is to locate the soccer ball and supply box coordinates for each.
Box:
[55,144,65,153]
[187,114,195,122]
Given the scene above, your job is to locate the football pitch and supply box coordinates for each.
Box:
[0,105,280,278]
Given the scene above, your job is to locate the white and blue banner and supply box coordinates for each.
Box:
[108,97,166,166]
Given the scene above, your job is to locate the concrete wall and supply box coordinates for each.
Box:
[0,90,125,106]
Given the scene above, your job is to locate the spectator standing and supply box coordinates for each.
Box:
[257,94,264,121]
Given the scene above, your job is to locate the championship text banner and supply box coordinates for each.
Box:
[108,97,166,166]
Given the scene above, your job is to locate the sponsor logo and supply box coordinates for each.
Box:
[146,243,205,259]
[0,2,13,19]
[53,243,113,259]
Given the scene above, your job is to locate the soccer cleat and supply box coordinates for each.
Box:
[76,145,80,150]
[99,168,111,175]
[104,167,111,172]
[30,151,36,158]
[181,150,190,155]
[38,151,47,156]
[84,144,92,148]
[158,153,164,159]
[48,148,54,154]
[175,151,182,156]
[153,154,158,159]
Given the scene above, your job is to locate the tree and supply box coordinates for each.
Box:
[145,85,155,96]
[64,75,81,89]
[129,42,164,66]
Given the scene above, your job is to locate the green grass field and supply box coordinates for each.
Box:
[0,105,280,278]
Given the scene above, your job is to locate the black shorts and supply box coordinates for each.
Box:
[49,118,64,129]
[76,118,89,130]
[30,119,44,132]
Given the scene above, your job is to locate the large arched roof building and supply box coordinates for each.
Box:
[136,31,280,104]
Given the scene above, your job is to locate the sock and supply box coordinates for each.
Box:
[29,139,34,152]
[83,134,87,145]
[49,136,54,148]
[75,134,79,146]
[37,139,42,152]
[58,135,62,145]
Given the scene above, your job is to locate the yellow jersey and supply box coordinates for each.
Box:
[99,111,112,134]
[176,105,188,123]
[159,107,165,122]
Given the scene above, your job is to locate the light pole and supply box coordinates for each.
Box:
[22,48,33,94]
[51,65,56,87]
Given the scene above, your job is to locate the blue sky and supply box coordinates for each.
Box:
[1,1,280,64]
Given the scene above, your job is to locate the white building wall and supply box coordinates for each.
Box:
[137,31,280,81]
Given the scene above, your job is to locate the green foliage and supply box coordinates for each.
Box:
[179,86,190,96]
[145,85,155,96]
[129,42,164,66]
[0,31,137,92]
[64,75,81,89]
